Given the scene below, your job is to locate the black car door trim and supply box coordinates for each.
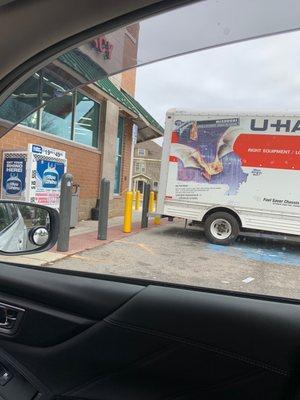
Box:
[104,318,289,377]
[0,348,52,399]
[64,344,179,396]
[13,264,300,306]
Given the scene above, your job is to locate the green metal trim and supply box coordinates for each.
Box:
[59,49,163,135]
[59,49,107,82]
[96,78,137,115]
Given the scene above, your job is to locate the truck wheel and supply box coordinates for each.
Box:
[204,212,239,245]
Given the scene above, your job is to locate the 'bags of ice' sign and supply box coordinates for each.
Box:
[6,174,22,195]
[42,163,59,188]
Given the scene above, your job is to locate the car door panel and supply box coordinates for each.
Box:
[0,264,143,320]
[107,285,300,373]
[0,290,95,347]
[0,264,297,400]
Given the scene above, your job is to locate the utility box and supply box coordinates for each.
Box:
[2,143,67,208]
[70,184,80,228]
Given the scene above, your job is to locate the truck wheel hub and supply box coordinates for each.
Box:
[210,219,232,239]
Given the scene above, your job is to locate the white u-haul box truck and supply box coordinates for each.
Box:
[156,109,300,245]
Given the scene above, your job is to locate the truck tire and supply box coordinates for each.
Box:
[204,212,239,245]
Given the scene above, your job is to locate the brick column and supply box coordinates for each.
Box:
[121,118,133,194]
[99,100,119,198]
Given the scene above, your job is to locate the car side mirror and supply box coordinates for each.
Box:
[0,201,59,255]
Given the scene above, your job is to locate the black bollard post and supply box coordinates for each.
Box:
[141,183,150,228]
[98,178,110,240]
[57,173,73,252]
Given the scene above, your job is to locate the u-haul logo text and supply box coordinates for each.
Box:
[251,119,300,133]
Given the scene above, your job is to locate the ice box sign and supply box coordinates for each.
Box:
[31,145,42,154]
[6,174,22,194]
[42,164,59,188]
[28,144,67,208]
[2,153,27,200]
[1,145,67,208]
[29,143,65,158]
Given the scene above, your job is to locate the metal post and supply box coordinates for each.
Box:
[154,216,161,225]
[98,178,110,240]
[57,173,73,252]
[149,191,155,213]
[123,191,133,233]
[129,124,138,190]
[141,183,150,228]
[135,190,141,211]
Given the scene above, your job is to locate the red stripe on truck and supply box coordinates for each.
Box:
[171,131,178,143]
[233,133,300,170]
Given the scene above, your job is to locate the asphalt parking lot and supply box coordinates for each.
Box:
[52,220,300,299]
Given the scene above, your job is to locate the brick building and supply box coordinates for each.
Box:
[0,26,163,219]
[133,141,162,193]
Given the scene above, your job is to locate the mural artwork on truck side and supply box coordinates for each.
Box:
[171,119,248,195]
[163,113,300,237]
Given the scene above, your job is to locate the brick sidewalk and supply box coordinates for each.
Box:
[0,218,168,266]
[52,219,166,257]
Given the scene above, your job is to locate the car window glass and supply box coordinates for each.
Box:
[1,0,300,136]
[6,204,19,221]
[0,204,14,232]
[0,1,299,301]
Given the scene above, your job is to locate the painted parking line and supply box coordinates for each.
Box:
[137,243,155,255]
[114,240,156,255]
[206,242,300,267]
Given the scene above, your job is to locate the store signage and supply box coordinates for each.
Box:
[91,36,113,60]
[2,153,27,200]
[132,124,138,145]
[29,144,65,159]
[31,145,42,154]
[1,144,67,208]
[28,144,67,208]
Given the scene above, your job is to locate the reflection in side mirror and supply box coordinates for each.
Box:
[29,227,50,246]
[0,201,59,255]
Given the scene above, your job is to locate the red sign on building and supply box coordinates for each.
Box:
[91,36,113,60]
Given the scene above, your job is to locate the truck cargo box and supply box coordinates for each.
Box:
[157,110,300,244]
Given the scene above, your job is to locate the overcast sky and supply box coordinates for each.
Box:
[135,30,300,139]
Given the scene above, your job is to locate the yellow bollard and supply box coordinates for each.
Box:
[149,191,155,213]
[123,191,133,233]
[154,216,161,225]
[135,190,141,211]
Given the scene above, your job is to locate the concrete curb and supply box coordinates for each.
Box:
[0,219,169,267]
[51,219,168,258]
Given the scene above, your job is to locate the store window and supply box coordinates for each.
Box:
[41,70,69,102]
[74,92,100,147]
[41,94,73,140]
[0,74,40,128]
[14,71,101,148]
[114,117,124,194]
